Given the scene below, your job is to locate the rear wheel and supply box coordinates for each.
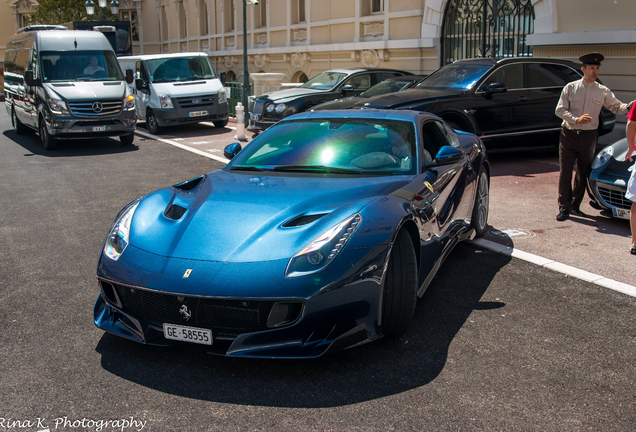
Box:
[12,108,27,135]
[471,166,490,237]
[213,119,228,128]
[39,118,58,150]
[146,110,162,134]
[382,229,418,338]
[120,133,135,145]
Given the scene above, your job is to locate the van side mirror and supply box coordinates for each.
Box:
[125,69,134,84]
[135,78,149,93]
[24,70,40,87]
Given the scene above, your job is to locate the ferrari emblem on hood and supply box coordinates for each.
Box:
[183,269,193,278]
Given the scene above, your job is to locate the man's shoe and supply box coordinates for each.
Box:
[631,245,636,255]
[571,208,585,217]
[556,211,569,221]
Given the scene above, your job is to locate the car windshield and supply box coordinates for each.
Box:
[360,79,415,98]
[227,119,417,175]
[299,72,347,90]
[414,63,493,90]
[145,56,216,82]
[40,50,124,82]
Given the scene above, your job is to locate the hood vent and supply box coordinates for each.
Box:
[173,175,204,191]
[165,204,187,220]
[283,213,328,228]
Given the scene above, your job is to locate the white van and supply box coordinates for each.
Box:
[118,53,228,134]
[4,27,136,150]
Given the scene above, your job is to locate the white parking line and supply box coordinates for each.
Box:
[470,238,636,298]
[135,129,229,164]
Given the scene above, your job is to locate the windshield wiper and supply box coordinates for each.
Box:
[229,165,267,172]
[273,165,362,174]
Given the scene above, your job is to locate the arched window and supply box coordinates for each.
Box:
[442,0,534,65]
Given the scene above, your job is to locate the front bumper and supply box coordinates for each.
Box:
[47,111,137,139]
[587,173,631,218]
[154,102,229,127]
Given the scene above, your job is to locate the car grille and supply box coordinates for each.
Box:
[111,283,277,338]
[597,186,630,210]
[68,100,122,117]
[176,94,215,109]
[249,99,264,115]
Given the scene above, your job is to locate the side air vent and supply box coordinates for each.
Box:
[165,204,187,220]
[173,176,204,191]
[282,213,328,228]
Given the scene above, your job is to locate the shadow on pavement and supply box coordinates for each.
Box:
[95,243,510,408]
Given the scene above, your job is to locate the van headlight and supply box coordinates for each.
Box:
[285,214,362,278]
[124,95,135,111]
[104,202,139,261]
[158,93,173,109]
[48,98,69,114]
[217,88,227,104]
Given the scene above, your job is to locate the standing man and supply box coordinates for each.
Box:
[555,53,634,221]
[625,103,636,254]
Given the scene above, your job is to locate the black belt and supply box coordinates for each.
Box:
[563,127,595,135]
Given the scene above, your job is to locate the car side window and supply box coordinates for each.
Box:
[344,73,372,91]
[526,63,569,88]
[422,121,451,160]
[479,63,523,90]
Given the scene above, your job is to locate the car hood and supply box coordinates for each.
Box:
[45,81,127,101]
[595,138,635,179]
[361,87,466,109]
[129,170,410,263]
[312,97,361,111]
[257,87,323,103]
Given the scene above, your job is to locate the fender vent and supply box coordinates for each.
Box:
[283,213,327,227]
[174,176,204,191]
[165,205,187,220]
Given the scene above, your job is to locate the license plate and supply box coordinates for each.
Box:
[612,207,631,220]
[188,110,208,118]
[163,323,212,345]
[92,126,106,132]
[249,113,261,121]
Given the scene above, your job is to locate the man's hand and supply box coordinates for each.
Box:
[576,114,593,124]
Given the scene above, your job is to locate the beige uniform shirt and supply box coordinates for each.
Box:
[555,78,631,130]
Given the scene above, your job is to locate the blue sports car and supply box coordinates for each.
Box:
[94,109,490,358]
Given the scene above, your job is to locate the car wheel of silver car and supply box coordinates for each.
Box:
[382,229,418,338]
[120,133,135,146]
[39,118,58,150]
[213,119,228,128]
[146,110,162,135]
[471,166,489,237]
[12,108,27,135]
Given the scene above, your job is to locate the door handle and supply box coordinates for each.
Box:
[518,96,528,102]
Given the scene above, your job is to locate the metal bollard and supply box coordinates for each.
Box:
[234,102,247,141]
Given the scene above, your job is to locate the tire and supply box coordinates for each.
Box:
[146,110,162,134]
[382,229,418,338]
[12,108,27,135]
[213,119,228,128]
[39,118,58,150]
[120,133,135,146]
[471,166,490,237]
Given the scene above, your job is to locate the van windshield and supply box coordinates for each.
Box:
[40,51,124,82]
[145,56,216,83]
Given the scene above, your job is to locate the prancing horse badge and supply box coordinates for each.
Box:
[183,269,193,278]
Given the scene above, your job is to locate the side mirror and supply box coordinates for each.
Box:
[434,146,464,165]
[483,82,507,97]
[24,70,40,86]
[341,84,355,96]
[220,72,226,84]
[135,78,148,92]
[224,142,242,160]
[125,69,134,84]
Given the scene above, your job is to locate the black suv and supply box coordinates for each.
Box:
[248,68,412,132]
[360,58,616,151]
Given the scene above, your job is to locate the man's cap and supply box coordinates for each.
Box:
[579,53,604,65]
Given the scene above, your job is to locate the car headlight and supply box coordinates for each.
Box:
[217,88,227,104]
[104,202,139,261]
[265,103,275,113]
[48,98,69,114]
[275,103,287,114]
[591,146,614,169]
[285,214,362,278]
[158,93,173,109]
[124,95,135,111]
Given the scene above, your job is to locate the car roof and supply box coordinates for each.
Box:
[383,74,428,82]
[450,56,579,67]
[121,52,209,61]
[282,109,435,123]
[319,68,412,74]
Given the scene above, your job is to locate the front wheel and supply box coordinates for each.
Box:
[146,110,162,134]
[382,229,418,338]
[39,119,58,150]
[213,119,228,128]
[120,133,135,146]
[471,166,490,237]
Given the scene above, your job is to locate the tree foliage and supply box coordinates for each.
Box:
[30,0,115,25]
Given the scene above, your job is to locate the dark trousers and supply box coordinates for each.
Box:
[558,127,598,213]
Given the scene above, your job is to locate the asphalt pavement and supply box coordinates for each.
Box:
[0,113,635,432]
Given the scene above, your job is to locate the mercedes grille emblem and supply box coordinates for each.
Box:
[92,102,103,113]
